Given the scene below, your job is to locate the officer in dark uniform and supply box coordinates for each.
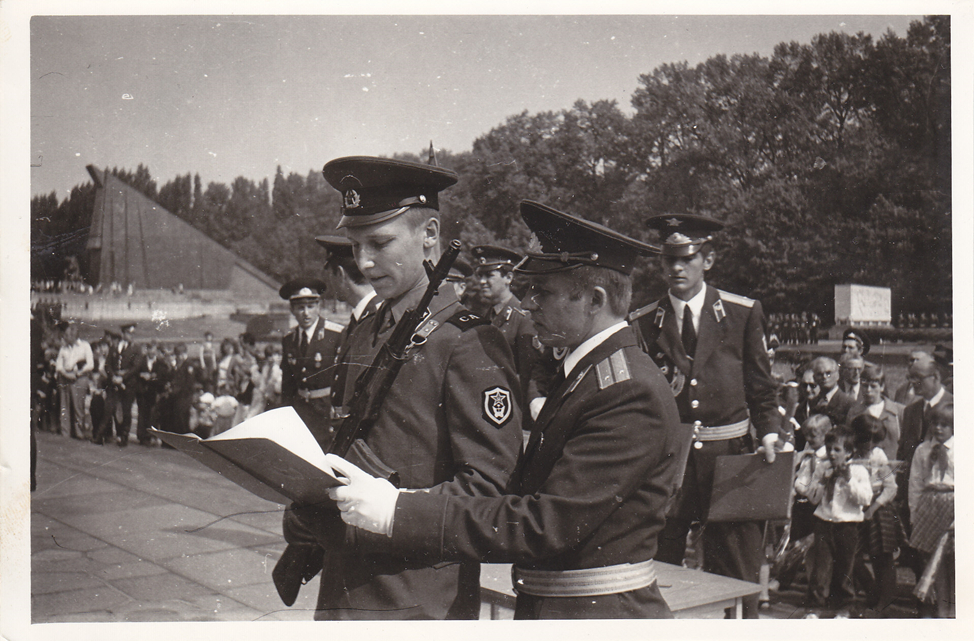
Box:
[106,322,142,446]
[326,200,686,619]
[280,155,523,620]
[279,278,343,449]
[473,245,549,422]
[314,235,379,415]
[629,214,786,618]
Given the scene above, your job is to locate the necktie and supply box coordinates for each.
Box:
[299,330,308,356]
[682,307,697,358]
[931,443,948,478]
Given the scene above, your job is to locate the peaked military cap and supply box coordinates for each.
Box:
[472,245,522,272]
[315,234,354,268]
[322,156,458,229]
[646,213,725,257]
[446,256,474,283]
[279,277,327,302]
[516,200,659,276]
[842,328,871,356]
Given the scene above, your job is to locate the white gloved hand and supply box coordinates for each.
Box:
[758,433,779,463]
[324,453,400,537]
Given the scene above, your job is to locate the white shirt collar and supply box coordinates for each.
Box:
[669,283,708,333]
[562,321,628,378]
[928,386,946,407]
[304,317,319,341]
[351,290,377,322]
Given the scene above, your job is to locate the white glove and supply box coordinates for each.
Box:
[324,453,400,537]
[758,433,779,463]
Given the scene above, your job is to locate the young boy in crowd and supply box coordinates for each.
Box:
[794,414,833,540]
[802,427,873,617]
[908,403,954,618]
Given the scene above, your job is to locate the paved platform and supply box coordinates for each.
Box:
[30,430,319,623]
[27,429,925,626]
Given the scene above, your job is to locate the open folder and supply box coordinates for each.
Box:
[149,406,344,505]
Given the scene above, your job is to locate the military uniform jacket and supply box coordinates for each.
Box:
[630,285,779,439]
[385,328,686,618]
[108,341,142,396]
[330,294,380,408]
[630,285,780,521]
[295,285,523,620]
[281,317,343,404]
[135,354,171,398]
[489,295,548,408]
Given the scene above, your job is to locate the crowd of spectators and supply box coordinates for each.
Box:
[31,321,284,458]
[771,330,954,618]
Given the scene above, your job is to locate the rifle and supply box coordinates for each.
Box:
[273,240,462,606]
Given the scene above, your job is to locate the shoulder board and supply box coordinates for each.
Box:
[717,289,755,308]
[628,301,659,322]
[594,348,633,391]
[445,309,489,331]
[324,320,345,333]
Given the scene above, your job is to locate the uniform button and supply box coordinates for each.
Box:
[694,420,703,427]
[690,378,698,386]
[690,399,700,409]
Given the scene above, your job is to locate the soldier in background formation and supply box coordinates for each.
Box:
[767,312,821,345]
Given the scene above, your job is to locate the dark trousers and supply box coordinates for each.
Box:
[809,517,859,609]
[136,392,158,443]
[106,389,134,442]
[90,393,109,443]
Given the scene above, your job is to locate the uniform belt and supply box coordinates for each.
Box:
[512,560,657,597]
[297,387,331,400]
[694,418,750,441]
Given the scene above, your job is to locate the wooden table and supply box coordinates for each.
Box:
[479,562,761,619]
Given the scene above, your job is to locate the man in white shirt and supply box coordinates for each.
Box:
[54,322,94,439]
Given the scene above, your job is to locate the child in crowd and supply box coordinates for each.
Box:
[850,414,900,614]
[794,414,833,540]
[803,427,873,617]
[775,414,832,593]
[908,403,954,618]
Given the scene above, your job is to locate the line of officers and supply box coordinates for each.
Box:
[272,156,784,620]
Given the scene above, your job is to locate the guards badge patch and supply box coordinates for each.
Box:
[482,386,513,427]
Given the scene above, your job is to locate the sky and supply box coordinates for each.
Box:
[28,12,925,200]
